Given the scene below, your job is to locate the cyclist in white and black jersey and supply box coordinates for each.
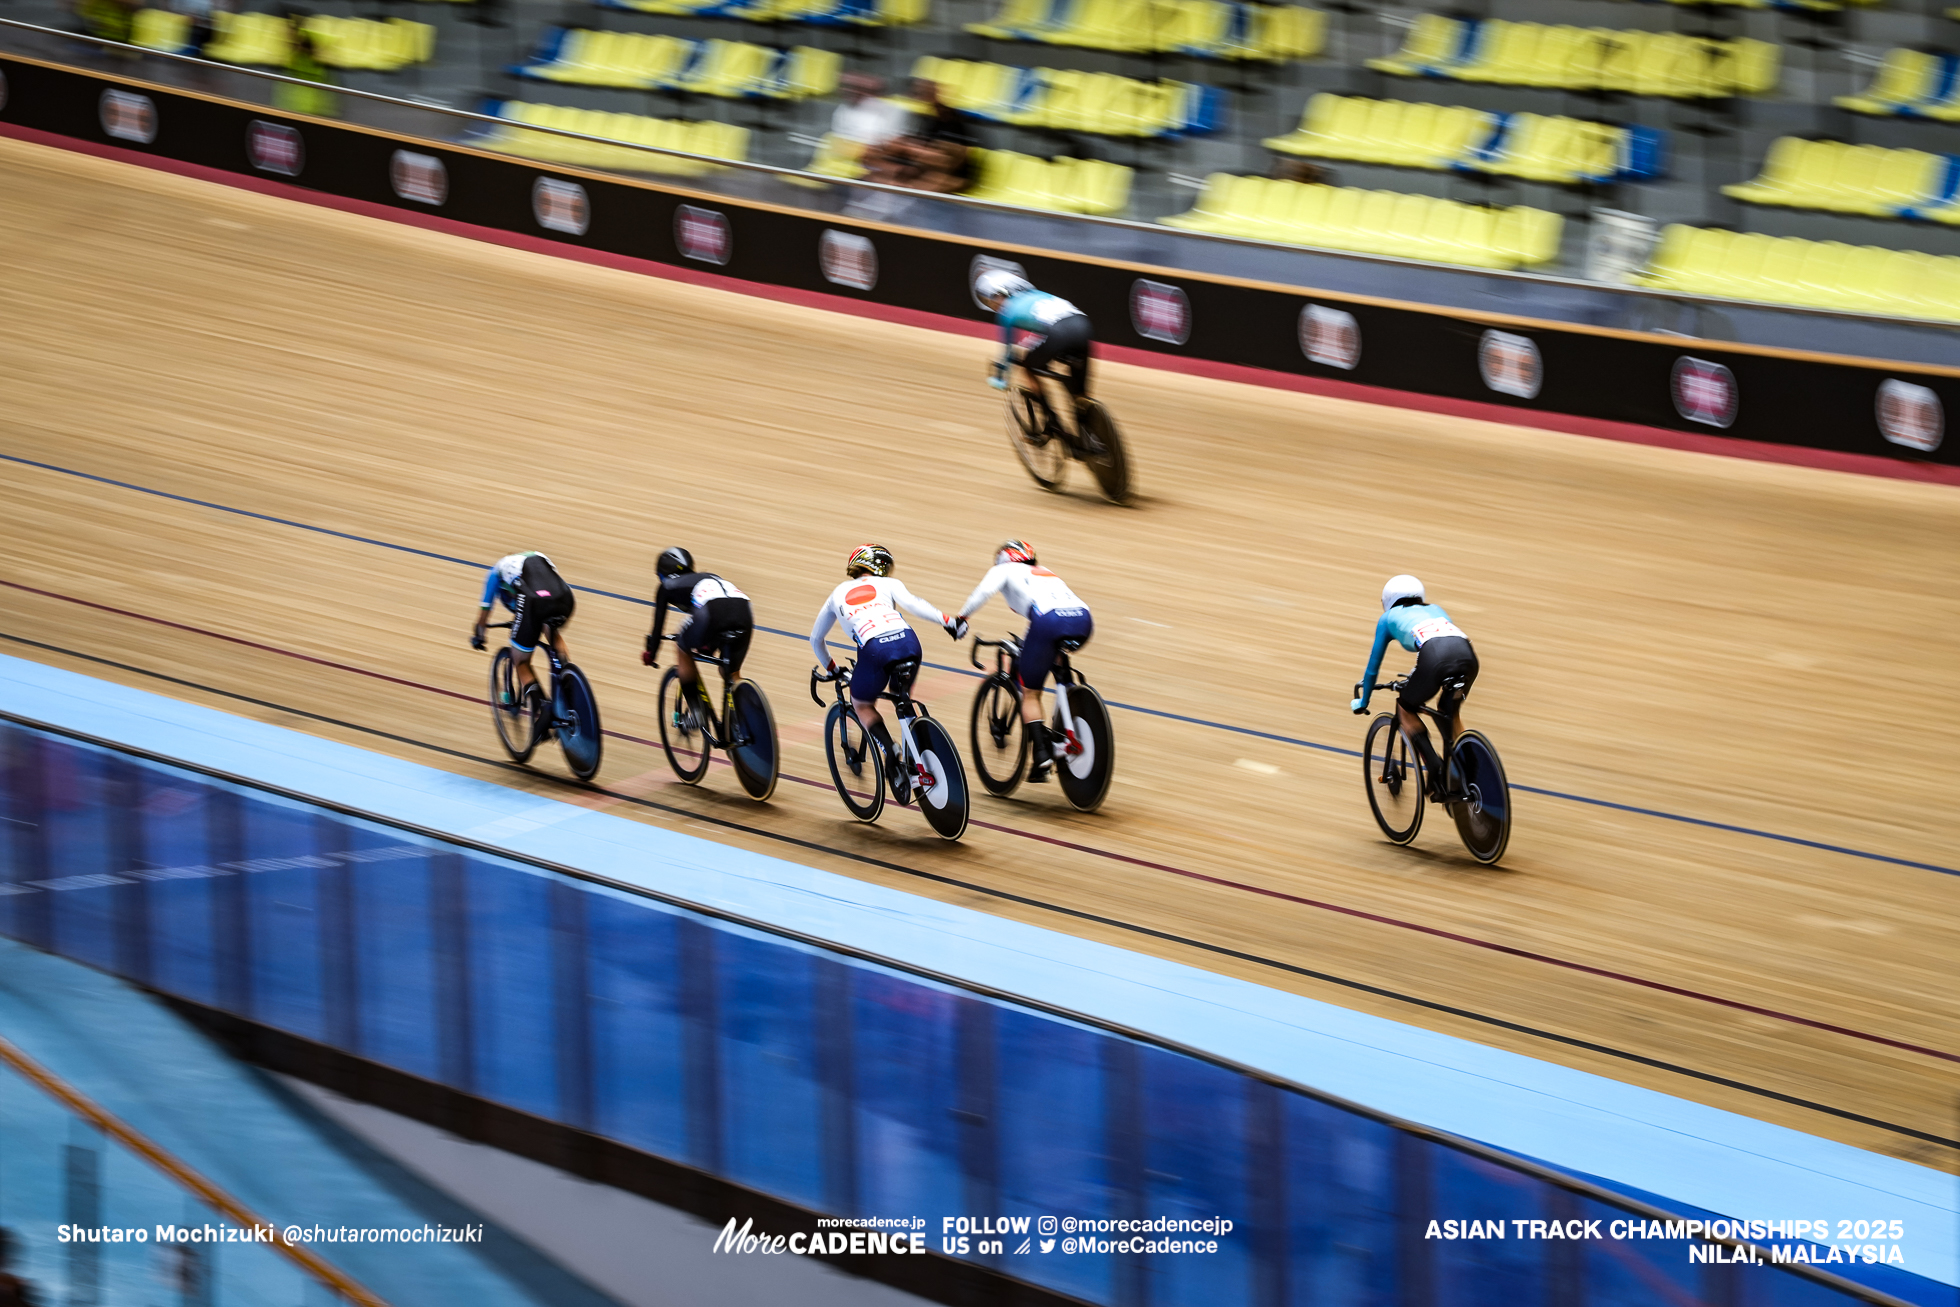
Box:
[470,551,575,712]
[954,540,1091,782]
[810,543,964,791]
[642,546,753,707]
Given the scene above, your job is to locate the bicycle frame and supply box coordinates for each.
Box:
[1017,362,1088,447]
[813,663,934,785]
[972,635,1086,754]
[1366,675,1471,783]
[665,633,734,742]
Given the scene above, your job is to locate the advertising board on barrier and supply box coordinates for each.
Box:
[1673,356,1739,429]
[1876,379,1943,453]
[98,88,155,144]
[531,176,588,236]
[390,149,447,207]
[246,120,302,177]
[676,204,731,265]
[1478,330,1543,400]
[1299,304,1360,370]
[0,67,9,113]
[818,229,877,291]
[1130,279,1191,346]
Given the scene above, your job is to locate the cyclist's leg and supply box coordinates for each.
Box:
[1398,637,1474,795]
[1047,315,1093,399]
[1018,613,1063,779]
[508,592,542,697]
[674,612,704,698]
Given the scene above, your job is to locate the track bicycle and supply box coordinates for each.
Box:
[1003,361,1132,504]
[654,634,778,801]
[485,623,603,782]
[1354,673,1510,865]
[810,658,970,841]
[968,635,1114,813]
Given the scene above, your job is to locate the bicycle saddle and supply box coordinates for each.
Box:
[1057,637,1087,652]
[888,656,922,695]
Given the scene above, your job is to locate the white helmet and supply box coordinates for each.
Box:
[1381,574,1425,611]
[976,269,1031,303]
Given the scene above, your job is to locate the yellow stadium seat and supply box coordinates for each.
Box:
[1836,49,1936,115]
[1368,13,1460,76]
[966,0,1049,39]
[131,8,192,52]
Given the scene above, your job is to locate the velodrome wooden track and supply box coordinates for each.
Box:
[2,135,1956,1171]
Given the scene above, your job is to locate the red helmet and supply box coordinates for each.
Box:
[995,540,1036,566]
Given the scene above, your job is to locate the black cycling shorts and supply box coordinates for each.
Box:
[1399,635,1478,713]
[1022,313,1093,397]
[509,557,575,653]
[678,597,753,675]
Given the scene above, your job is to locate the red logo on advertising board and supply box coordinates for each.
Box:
[532,177,589,236]
[390,150,447,207]
[246,120,303,177]
[1671,357,1738,429]
[819,229,877,291]
[1876,379,1943,453]
[1478,330,1542,400]
[99,89,157,144]
[676,205,731,266]
[1298,304,1360,371]
[1129,279,1190,346]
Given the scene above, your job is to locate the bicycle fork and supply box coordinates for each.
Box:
[892,711,936,796]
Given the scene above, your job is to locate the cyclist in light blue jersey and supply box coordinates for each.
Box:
[976,269,1093,400]
[1350,575,1479,799]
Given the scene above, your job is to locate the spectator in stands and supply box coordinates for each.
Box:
[0,1228,41,1307]
[830,72,905,163]
[273,8,336,117]
[71,0,137,47]
[1272,157,1331,187]
[863,79,975,195]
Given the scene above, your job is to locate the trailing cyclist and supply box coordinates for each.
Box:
[1350,575,1479,800]
[954,540,1090,783]
[471,551,575,716]
[642,546,753,712]
[976,269,1093,402]
[810,544,964,796]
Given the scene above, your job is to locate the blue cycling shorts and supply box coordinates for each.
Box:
[1019,607,1093,692]
[851,629,922,706]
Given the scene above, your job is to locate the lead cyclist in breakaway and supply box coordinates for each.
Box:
[810,544,965,797]
[976,270,1093,403]
[1350,575,1479,800]
[641,545,753,716]
[470,551,576,714]
[953,540,1091,784]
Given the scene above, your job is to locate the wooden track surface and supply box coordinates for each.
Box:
[2,136,1955,1170]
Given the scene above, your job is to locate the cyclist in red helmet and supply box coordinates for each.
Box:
[953,540,1092,783]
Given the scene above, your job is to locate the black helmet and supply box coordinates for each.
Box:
[846,543,894,578]
[657,546,694,578]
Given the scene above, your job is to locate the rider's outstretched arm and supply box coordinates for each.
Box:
[1353,614,1395,711]
[956,564,1012,620]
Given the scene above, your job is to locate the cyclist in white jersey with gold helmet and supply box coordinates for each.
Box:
[954,540,1091,783]
[811,544,965,792]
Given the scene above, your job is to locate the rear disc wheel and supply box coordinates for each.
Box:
[910,717,970,841]
[1052,686,1114,813]
[554,664,603,782]
[1076,400,1132,504]
[728,681,779,802]
[1447,730,1511,865]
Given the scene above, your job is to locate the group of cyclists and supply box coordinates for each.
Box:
[467,268,1482,811]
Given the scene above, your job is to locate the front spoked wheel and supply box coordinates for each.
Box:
[553,664,603,782]
[969,675,1027,796]
[1363,714,1424,845]
[1074,399,1132,504]
[824,703,884,822]
[909,716,970,841]
[1447,730,1511,866]
[1053,686,1114,813]
[489,648,537,764]
[1006,388,1067,492]
[656,668,712,785]
[727,681,779,802]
